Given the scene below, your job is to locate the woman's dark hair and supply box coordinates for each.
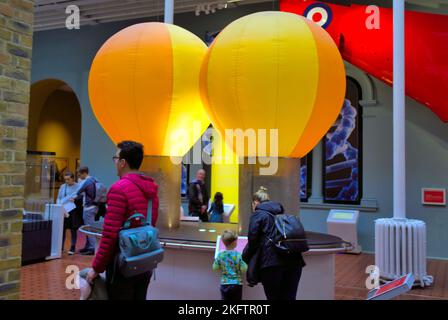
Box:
[64,171,75,179]
[117,141,144,170]
[214,192,224,213]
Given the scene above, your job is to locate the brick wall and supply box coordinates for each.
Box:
[0,0,34,300]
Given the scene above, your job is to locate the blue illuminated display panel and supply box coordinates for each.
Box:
[323,78,362,204]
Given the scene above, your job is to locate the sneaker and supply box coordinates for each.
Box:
[80,249,95,256]
[68,247,76,255]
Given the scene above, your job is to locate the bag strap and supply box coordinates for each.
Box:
[122,177,154,228]
[257,209,277,244]
[146,199,152,226]
[92,178,97,201]
[123,213,147,229]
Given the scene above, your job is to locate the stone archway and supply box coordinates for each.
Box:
[28,79,82,179]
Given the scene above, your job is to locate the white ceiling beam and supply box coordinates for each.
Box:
[35,0,234,24]
[33,0,273,31]
[35,3,160,23]
[35,3,199,27]
[35,0,126,12]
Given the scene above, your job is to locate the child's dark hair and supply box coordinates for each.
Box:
[214,192,224,213]
[221,230,238,247]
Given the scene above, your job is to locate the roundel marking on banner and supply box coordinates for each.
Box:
[303,2,333,29]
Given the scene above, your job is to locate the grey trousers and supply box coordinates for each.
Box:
[83,206,98,250]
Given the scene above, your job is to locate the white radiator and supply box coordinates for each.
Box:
[375,218,433,287]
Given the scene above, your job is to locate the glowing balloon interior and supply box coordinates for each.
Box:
[88,22,211,157]
[200,11,346,158]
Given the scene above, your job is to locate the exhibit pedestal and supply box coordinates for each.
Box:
[79,222,347,300]
[147,246,336,300]
[140,156,182,228]
[238,157,300,234]
[44,204,64,260]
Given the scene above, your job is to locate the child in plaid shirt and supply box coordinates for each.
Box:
[213,230,248,300]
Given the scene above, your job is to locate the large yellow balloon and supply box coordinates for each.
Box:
[89,22,210,156]
[200,11,346,158]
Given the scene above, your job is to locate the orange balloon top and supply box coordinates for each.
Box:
[200,12,346,158]
[89,22,210,157]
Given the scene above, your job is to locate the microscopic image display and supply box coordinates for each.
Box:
[323,79,362,204]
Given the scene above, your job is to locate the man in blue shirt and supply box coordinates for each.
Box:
[71,166,98,255]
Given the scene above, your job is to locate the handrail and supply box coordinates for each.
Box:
[79,225,353,254]
[161,241,216,250]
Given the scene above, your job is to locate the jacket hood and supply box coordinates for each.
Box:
[122,173,158,199]
[256,201,284,215]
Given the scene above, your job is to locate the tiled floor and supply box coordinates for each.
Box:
[20,231,92,300]
[334,253,448,300]
[21,252,92,300]
[19,233,448,300]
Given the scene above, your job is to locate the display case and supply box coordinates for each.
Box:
[22,151,56,264]
[24,151,56,216]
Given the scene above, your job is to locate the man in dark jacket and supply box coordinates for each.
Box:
[243,199,306,300]
[187,169,209,222]
[86,141,159,300]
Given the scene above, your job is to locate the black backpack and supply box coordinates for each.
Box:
[265,211,309,254]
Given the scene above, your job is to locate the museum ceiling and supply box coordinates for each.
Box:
[33,0,448,32]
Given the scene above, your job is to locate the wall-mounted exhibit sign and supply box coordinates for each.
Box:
[421,188,446,206]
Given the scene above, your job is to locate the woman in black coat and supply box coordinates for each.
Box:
[242,186,306,300]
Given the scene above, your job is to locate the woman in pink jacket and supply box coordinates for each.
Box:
[87,141,159,300]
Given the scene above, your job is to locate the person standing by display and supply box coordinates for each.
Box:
[209,192,224,223]
[70,166,98,255]
[187,169,210,222]
[86,140,159,300]
[242,187,306,300]
[57,171,83,255]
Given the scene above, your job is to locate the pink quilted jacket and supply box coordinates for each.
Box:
[92,173,159,273]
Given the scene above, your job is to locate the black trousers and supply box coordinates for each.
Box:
[190,209,209,222]
[260,265,303,300]
[105,263,152,300]
[62,228,78,250]
[220,284,243,300]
